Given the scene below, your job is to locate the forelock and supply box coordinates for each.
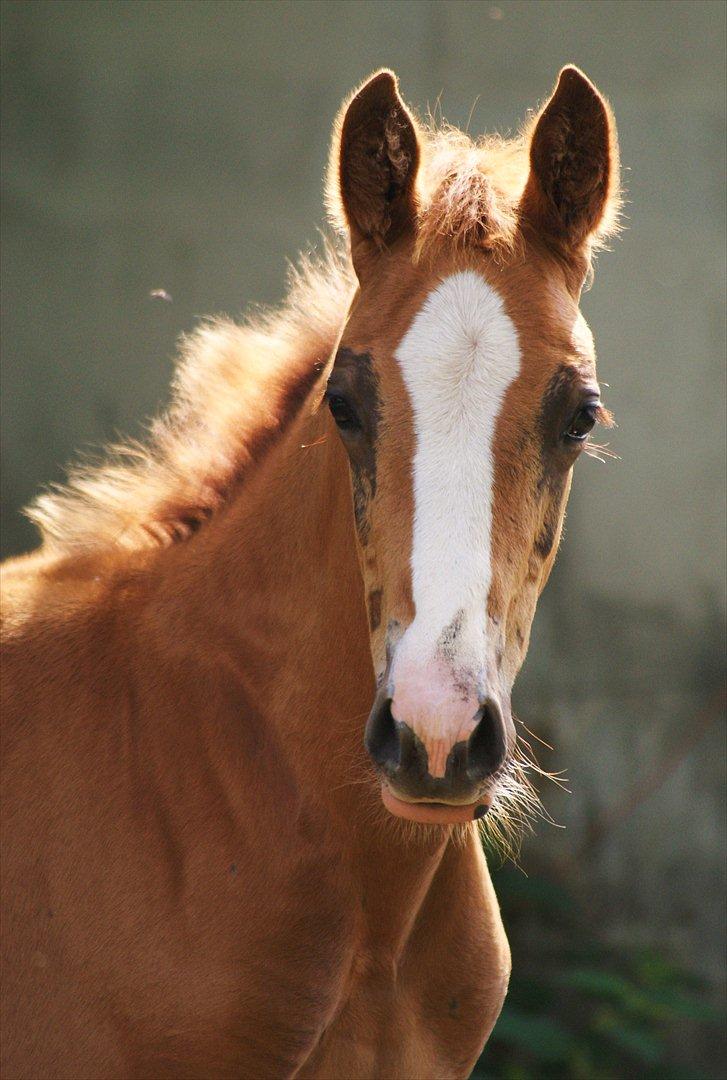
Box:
[414,124,529,262]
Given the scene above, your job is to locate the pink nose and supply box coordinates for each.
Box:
[364,691,508,804]
[391,673,480,778]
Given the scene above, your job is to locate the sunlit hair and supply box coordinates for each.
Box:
[27,243,355,554]
[327,108,622,265]
[28,101,620,558]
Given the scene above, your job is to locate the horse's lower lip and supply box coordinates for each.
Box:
[381,783,490,824]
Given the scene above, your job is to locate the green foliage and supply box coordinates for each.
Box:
[471,864,724,1080]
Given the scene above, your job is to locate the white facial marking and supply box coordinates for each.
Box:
[390,270,521,764]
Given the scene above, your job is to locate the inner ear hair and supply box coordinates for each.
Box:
[329,70,420,255]
[520,66,620,256]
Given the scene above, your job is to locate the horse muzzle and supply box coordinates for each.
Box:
[364,691,512,824]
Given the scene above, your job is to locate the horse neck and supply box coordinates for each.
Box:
[150,392,452,928]
[154,394,373,800]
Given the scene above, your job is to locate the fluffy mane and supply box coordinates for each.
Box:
[415,122,532,262]
[26,104,619,557]
[326,83,620,261]
[28,245,355,554]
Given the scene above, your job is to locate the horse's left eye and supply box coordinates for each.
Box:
[564,404,599,443]
[327,394,360,431]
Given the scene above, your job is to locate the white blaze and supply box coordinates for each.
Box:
[390,270,521,763]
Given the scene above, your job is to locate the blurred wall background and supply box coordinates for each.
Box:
[2,1,725,1075]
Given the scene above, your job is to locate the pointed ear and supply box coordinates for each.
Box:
[520,66,620,257]
[327,70,420,267]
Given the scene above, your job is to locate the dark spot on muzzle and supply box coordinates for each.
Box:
[436,609,464,661]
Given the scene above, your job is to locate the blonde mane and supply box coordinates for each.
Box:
[26,113,618,557]
[416,117,620,261]
[28,245,355,554]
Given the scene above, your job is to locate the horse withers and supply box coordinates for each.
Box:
[1,66,619,1079]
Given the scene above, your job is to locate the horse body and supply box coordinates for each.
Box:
[2,66,619,1078]
[2,399,507,1079]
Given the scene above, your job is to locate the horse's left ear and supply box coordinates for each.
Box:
[520,66,620,258]
[327,70,420,269]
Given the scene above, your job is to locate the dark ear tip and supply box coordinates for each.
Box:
[351,69,400,108]
[557,64,592,84]
[553,65,605,109]
[365,68,398,89]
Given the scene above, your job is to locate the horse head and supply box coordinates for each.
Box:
[324,68,619,824]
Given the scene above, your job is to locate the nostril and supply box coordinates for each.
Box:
[467,697,507,781]
[364,695,400,771]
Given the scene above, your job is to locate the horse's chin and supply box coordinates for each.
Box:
[380,783,491,825]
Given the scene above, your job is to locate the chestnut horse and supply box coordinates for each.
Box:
[1,67,619,1079]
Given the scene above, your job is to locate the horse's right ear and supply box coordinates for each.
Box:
[520,66,620,263]
[327,70,420,269]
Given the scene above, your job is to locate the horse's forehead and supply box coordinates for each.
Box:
[375,265,593,419]
[393,270,522,416]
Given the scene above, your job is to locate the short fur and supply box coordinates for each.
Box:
[27,69,619,560]
[2,66,620,1080]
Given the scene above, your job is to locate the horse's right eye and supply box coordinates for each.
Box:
[564,403,599,443]
[327,395,360,432]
